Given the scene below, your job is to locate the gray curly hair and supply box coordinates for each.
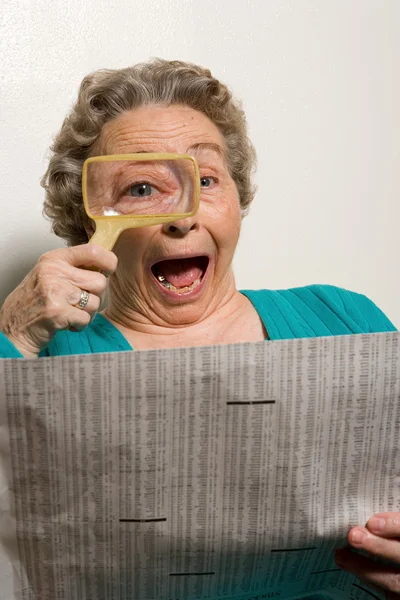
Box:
[41,59,257,246]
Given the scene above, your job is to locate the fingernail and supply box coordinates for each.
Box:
[368,517,385,532]
[350,529,366,544]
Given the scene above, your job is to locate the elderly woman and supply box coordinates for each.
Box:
[0,59,399,596]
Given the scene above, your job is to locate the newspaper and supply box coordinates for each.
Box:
[0,331,400,600]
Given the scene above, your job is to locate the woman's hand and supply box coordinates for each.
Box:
[334,512,400,598]
[0,244,117,357]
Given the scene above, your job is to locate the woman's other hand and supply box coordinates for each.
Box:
[334,512,400,598]
[0,244,117,357]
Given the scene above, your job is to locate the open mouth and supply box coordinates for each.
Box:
[151,255,209,295]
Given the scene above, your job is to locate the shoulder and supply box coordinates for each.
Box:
[241,284,396,338]
[288,284,396,333]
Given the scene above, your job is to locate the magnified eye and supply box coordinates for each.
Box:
[130,183,154,197]
[200,176,215,188]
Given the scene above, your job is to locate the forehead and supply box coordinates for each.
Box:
[95,105,227,155]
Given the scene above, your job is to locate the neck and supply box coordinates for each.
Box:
[103,282,266,350]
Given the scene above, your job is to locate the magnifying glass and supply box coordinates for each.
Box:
[82,153,200,251]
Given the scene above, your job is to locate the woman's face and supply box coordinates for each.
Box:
[94,105,242,326]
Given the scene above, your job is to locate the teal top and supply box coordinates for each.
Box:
[0,284,396,358]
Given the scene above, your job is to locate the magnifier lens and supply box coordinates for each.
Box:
[85,158,197,218]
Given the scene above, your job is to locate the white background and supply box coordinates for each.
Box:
[1,0,399,324]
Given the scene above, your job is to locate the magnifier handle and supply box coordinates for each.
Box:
[83,224,120,275]
[89,222,121,252]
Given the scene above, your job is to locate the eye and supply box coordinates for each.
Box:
[129,183,154,197]
[200,176,216,188]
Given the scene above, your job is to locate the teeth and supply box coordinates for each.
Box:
[157,273,166,282]
[158,278,201,294]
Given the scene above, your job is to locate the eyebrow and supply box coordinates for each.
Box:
[186,142,225,158]
[99,142,226,164]
[128,142,225,158]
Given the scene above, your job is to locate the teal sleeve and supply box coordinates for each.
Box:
[308,284,397,333]
[0,332,51,358]
[0,332,24,358]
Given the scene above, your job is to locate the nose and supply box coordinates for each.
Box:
[162,216,199,236]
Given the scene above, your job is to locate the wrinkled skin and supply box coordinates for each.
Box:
[1,106,399,595]
[94,105,265,349]
[0,244,117,356]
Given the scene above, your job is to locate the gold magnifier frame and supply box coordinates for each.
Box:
[82,153,201,251]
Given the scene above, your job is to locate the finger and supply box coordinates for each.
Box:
[68,288,101,314]
[347,526,400,564]
[67,307,92,332]
[367,514,400,539]
[66,244,118,276]
[334,548,400,595]
[67,268,108,297]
